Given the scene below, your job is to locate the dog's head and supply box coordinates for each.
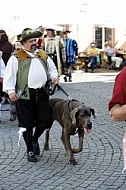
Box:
[70,105,96,134]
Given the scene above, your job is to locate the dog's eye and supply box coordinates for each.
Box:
[79,110,91,117]
[85,112,91,117]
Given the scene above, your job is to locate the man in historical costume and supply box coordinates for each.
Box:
[0,30,14,105]
[0,30,14,66]
[63,30,78,82]
[41,27,66,76]
[3,28,58,162]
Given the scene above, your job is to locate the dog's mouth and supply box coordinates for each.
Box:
[82,123,92,134]
[84,128,92,134]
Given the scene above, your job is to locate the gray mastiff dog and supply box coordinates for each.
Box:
[44,98,96,165]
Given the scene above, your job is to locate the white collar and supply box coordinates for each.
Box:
[22,47,39,58]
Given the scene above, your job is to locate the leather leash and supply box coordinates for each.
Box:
[56,84,72,100]
[44,79,72,99]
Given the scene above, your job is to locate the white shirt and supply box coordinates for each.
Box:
[105,46,116,57]
[0,58,5,77]
[3,50,58,95]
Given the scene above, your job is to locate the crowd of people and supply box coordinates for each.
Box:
[1,25,126,163]
[0,26,78,162]
[86,40,125,73]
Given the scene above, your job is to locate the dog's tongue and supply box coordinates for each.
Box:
[84,128,92,134]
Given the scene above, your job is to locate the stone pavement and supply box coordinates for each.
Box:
[0,70,126,190]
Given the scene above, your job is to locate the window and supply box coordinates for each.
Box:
[95,27,102,49]
[94,25,113,49]
[105,28,112,42]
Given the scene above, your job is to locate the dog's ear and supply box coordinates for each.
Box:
[89,107,96,118]
[70,106,82,124]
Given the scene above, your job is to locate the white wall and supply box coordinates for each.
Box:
[115,26,126,49]
[69,24,126,52]
[69,24,94,52]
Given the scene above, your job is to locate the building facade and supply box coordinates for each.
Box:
[64,24,126,53]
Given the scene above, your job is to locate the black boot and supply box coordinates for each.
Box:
[68,73,72,82]
[33,141,40,155]
[69,77,72,82]
[23,130,37,160]
[33,127,45,155]
[27,151,37,162]
[64,76,67,82]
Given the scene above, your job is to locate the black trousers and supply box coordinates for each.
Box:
[107,55,112,65]
[16,88,51,152]
[16,88,50,130]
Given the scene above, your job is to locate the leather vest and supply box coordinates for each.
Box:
[13,49,48,100]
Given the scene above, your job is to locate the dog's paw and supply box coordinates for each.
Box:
[69,158,77,165]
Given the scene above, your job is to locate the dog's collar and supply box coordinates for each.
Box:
[68,99,79,111]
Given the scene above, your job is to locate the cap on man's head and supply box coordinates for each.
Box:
[20,28,42,43]
[63,30,71,34]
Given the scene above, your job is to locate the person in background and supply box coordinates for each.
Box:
[0,30,16,121]
[3,27,58,162]
[14,34,22,51]
[9,34,22,122]
[63,30,78,82]
[87,43,99,73]
[105,40,123,70]
[0,30,14,66]
[41,27,66,76]
[0,30,14,102]
[0,51,5,104]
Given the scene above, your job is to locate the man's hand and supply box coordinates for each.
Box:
[0,77,3,83]
[51,78,58,85]
[9,92,19,102]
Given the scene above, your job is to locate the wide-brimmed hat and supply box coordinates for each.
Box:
[63,30,71,34]
[20,28,42,43]
[46,27,55,31]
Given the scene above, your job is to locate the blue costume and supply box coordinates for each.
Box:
[63,38,78,82]
[64,38,78,67]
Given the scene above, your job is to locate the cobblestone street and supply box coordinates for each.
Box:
[0,71,126,190]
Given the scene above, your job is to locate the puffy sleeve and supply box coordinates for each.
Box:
[108,67,126,111]
[3,55,18,94]
[0,58,5,77]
